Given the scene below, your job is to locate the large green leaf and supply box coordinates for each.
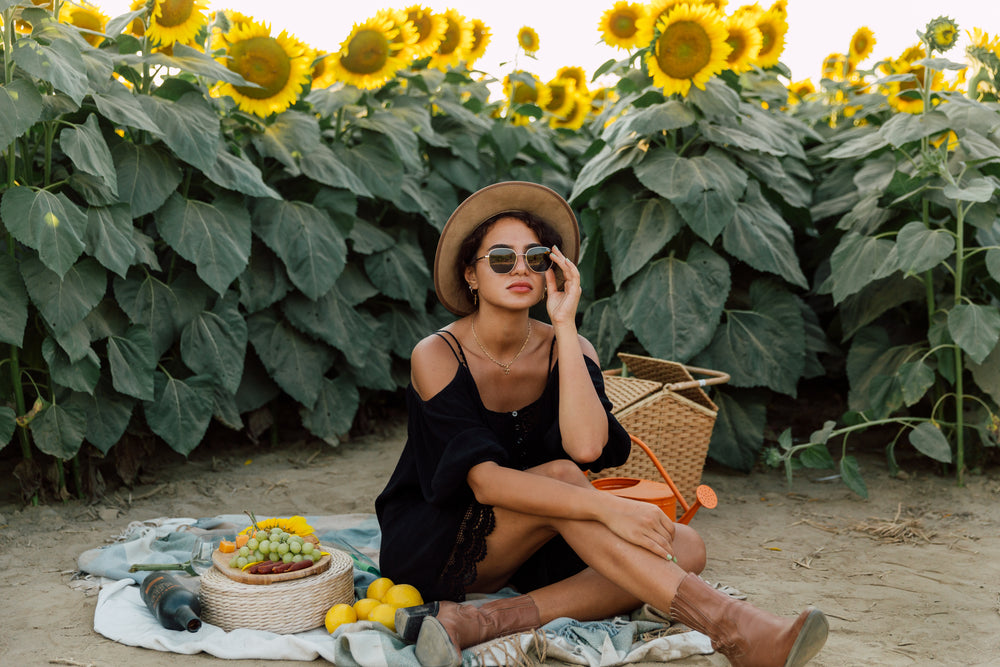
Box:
[91,82,160,133]
[839,274,925,341]
[144,372,215,456]
[948,304,1000,364]
[984,248,1000,285]
[205,145,281,199]
[2,187,88,277]
[634,148,746,243]
[0,406,15,451]
[942,177,996,203]
[601,99,696,147]
[251,110,321,175]
[138,92,220,172]
[839,455,868,499]
[723,181,808,288]
[897,361,935,406]
[617,243,730,362]
[363,230,431,309]
[570,141,647,203]
[694,281,805,396]
[247,309,337,409]
[21,255,106,336]
[828,232,895,304]
[908,422,953,463]
[0,253,29,346]
[252,199,348,301]
[30,398,88,459]
[12,33,89,104]
[238,239,292,314]
[81,378,135,454]
[300,376,360,445]
[378,306,434,359]
[580,297,629,367]
[344,321,398,390]
[112,143,183,217]
[733,151,811,209]
[301,148,373,203]
[42,336,100,394]
[357,110,423,173]
[687,78,739,117]
[330,139,405,203]
[114,269,209,358]
[969,341,1000,405]
[0,79,44,149]
[846,326,919,417]
[601,198,683,288]
[60,114,117,195]
[180,293,247,394]
[707,389,768,472]
[282,289,374,368]
[52,320,93,364]
[106,325,156,401]
[894,221,955,275]
[156,193,251,295]
[84,204,136,279]
[879,110,950,147]
[121,43,253,86]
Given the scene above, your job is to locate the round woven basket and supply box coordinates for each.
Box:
[199,547,354,634]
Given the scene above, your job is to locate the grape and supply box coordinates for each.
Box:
[277,542,290,555]
[252,550,264,562]
[247,538,259,551]
[282,553,294,564]
[292,554,303,563]
[236,556,248,568]
[259,539,271,554]
[255,530,267,541]
[301,542,314,555]
[289,541,302,554]
[238,546,251,557]
[229,556,240,568]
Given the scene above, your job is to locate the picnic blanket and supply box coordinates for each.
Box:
[76,514,714,665]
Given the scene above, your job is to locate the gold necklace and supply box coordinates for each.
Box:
[471,317,532,376]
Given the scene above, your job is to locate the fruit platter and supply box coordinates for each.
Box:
[212,512,332,585]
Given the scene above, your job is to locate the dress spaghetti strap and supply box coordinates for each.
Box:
[433,330,469,367]
[547,335,556,370]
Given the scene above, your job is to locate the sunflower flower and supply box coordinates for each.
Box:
[551,90,592,130]
[787,78,814,104]
[213,19,312,116]
[59,1,109,47]
[146,0,208,47]
[310,51,338,90]
[753,6,787,68]
[504,70,551,123]
[723,12,762,73]
[598,1,647,50]
[517,26,540,55]
[885,57,943,114]
[821,52,853,82]
[465,18,491,67]
[925,16,959,53]
[634,0,683,46]
[239,515,316,538]
[556,65,589,92]
[327,14,412,90]
[428,9,474,71]
[848,26,875,63]
[405,5,447,59]
[378,8,420,63]
[543,77,577,117]
[644,2,731,97]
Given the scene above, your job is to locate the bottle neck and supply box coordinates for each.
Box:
[174,605,202,633]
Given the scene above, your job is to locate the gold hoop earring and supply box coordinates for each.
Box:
[469,284,478,307]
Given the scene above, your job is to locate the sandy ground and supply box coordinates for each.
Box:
[2,417,999,667]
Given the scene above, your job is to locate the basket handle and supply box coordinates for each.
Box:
[664,365,730,392]
[628,434,690,515]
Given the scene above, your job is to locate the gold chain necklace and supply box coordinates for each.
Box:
[471,317,532,376]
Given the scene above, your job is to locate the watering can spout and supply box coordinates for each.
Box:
[678,485,718,524]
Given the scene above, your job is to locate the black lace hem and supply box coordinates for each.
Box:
[437,501,496,602]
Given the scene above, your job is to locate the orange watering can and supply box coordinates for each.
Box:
[592,435,718,524]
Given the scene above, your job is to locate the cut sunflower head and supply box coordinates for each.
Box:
[428,8,474,71]
[327,14,412,90]
[598,1,648,51]
[924,16,959,53]
[146,0,208,47]
[723,12,762,73]
[405,5,447,60]
[753,6,787,68]
[517,25,540,55]
[465,18,492,68]
[212,19,312,116]
[59,1,109,47]
[644,2,731,97]
[848,26,875,63]
[239,515,316,538]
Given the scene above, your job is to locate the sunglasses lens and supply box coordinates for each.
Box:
[526,247,552,272]
[488,248,517,273]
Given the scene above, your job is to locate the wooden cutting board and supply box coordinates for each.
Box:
[211,548,332,585]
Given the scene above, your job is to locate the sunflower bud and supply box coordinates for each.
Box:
[923,16,959,54]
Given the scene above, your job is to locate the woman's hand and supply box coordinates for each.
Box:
[545,245,582,329]
[597,493,677,562]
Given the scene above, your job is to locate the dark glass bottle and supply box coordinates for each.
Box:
[140,573,203,632]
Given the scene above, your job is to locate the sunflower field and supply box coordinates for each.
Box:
[1,0,998,502]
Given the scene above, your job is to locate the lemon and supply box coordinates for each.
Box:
[324,603,357,633]
[368,603,396,631]
[366,577,395,602]
[353,597,381,621]
[382,583,424,609]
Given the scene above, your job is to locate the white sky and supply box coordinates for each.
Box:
[95,0,990,85]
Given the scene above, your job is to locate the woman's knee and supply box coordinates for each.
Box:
[528,459,590,486]
[674,524,707,574]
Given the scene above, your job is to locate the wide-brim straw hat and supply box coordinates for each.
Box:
[434,181,580,316]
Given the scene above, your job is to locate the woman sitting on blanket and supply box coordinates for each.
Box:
[375,182,828,667]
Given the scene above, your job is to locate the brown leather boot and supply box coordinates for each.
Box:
[410,595,540,667]
[669,573,828,667]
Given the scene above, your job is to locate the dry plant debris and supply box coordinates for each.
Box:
[851,503,937,544]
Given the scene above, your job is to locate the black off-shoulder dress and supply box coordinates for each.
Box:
[375,330,631,602]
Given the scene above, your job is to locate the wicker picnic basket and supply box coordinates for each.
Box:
[595,353,729,503]
[199,547,354,633]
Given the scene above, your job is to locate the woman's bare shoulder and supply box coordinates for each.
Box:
[411,330,463,400]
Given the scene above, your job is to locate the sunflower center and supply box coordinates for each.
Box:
[439,19,460,55]
[611,13,638,38]
[341,29,390,74]
[512,83,538,105]
[726,33,747,63]
[853,36,869,54]
[758,24,776,56]
[409,12,432,41]
[657,20,712,80]
[157,0,194,28]
[230,36,292,99]
[548,84,567,110]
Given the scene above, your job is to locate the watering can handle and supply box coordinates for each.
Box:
[628,434,691,515]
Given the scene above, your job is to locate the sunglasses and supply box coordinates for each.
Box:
[474,246,552,274]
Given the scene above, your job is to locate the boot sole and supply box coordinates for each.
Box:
[396,602,440,643]
[784,608,829,667]
[415,616,462,667]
